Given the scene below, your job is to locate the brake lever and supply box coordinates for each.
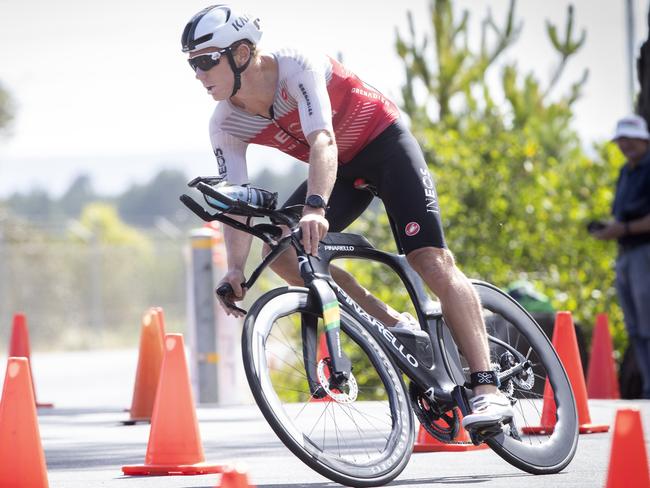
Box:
[216,283,248,315]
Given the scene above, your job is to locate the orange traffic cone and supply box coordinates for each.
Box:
[0,357,49,487]
[152,307,167,338]
[605,408,650,487]
[587,313,620,400]
[522,311,609,435]
[317,332,327,361]
[216,465,256,487]
[8,313,53,408]
[123,310,165,424]
[122,334,224,475]
[413,409,488,452]
[310,334,330,403]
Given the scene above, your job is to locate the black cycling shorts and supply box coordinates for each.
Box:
[283,120,446,254]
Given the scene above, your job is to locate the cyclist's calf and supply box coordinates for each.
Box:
[407,246,493,377]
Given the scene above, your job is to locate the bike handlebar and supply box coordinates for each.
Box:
[215,282,247,315]
[182,176,309,315]
[179,176,302,245]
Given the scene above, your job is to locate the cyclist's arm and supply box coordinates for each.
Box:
[209,127,254,277]
[286,68,337,202]
[287,67,337,254]
[223,221,253,274]
[306,129,337,203]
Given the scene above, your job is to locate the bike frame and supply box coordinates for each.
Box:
[181,179,580,480]
[181,182,473,411]
[180,180,528,415]
[301,234,467,408]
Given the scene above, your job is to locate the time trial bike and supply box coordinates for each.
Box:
[180,176,579,488]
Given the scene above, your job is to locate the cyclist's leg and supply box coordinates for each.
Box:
[373,122,512,426]
[264,178,407,326]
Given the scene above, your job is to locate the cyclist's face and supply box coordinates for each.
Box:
[189,47,232,101]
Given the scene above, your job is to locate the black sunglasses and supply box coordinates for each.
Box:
[188,49,229,72]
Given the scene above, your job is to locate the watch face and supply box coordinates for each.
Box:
[306,194,326,209]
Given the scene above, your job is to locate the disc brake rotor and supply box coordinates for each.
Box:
[499,352,534,391]
[316,359,358,403]
[513,364,535,390]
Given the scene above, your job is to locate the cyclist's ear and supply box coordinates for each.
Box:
[233,41,253,67]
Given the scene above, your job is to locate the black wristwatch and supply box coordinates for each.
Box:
[305,194,327,209]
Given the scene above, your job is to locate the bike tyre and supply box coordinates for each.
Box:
[242,286,414,487]
[473,281,579,474]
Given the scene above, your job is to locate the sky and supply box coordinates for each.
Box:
[0,0,649,197]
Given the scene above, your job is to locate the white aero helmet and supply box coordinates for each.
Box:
[182,5,262,97]
[181,4,262,53]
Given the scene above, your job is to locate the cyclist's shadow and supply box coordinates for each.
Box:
[384,472,535,485]
[190,471,536,488]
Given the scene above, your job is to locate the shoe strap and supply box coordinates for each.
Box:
[469,370,501,388]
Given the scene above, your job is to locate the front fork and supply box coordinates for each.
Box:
[301,278,352,396]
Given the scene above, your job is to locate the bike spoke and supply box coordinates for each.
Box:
[334,403,375,460]
[266,349,310,381]
[339,401,391,438]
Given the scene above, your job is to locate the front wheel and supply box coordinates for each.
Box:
[242,287,414,488]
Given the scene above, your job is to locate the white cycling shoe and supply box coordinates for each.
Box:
[462,393,514,430]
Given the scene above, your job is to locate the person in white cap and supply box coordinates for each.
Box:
[591,114,650,398]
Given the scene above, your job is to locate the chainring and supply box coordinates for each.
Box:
[409,383,459,443]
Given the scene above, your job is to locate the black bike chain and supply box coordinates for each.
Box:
[408,382,459,443]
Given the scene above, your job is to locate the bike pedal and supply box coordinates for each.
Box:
[468,430,482,446]
[468,423,503,445]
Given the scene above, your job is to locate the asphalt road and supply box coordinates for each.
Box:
[2,349,650,488]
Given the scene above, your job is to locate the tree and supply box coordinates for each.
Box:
[0,81,13,135]
[6,188,63,225]
[60,174,97,218]
[117,169,190,227]
[65,203,156,341]
[74,202,152,250]
[636,8,650,124]
[348,0,626,350]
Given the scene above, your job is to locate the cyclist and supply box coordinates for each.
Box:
[181,4,513,430]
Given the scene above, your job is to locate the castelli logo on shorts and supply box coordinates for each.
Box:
[405,222,420,236]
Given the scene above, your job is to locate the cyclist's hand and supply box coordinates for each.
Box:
[216,269,247,317]
[300,208,329,256]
